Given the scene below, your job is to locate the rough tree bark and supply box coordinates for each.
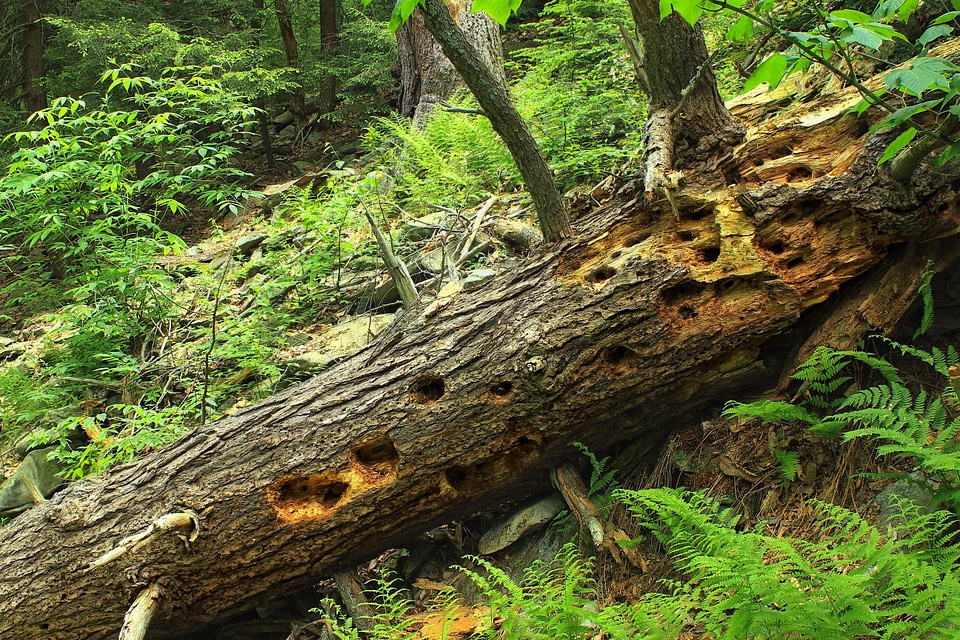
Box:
[20,0,46,113]
[2,46,960,636]
[417,0,571,243]
[627,1,745,200]
[397,0,504,124]
[318,0,341,119]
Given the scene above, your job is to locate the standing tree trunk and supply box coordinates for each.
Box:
[626,1,745,199]
[318,0,341,119]
[1,53,960,635]
[274,0,306,131]
[416,0,571,243]
[397,0,504,125]
[20,0,46,113]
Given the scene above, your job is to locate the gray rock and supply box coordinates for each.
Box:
[0,447,66,516]
[280,314,395,379]
[0,341,27,361]
[478,493,566,554]
[401,212,450,241]
[491,219,542,248]
[463,268,497,291]
[185,246,203,257]
[235,233,268,256]
[344,254,379,272]
[245,260,267,280]
[263,226,306,251]
[419,246,449,275]
[14,407,86,459]
[874,471,934,531]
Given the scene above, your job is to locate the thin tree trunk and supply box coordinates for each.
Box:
[274,0,305,131]
[397,0,504,125]
[417,0,571,243]
[626,1,744,197]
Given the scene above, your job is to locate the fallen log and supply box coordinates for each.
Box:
[2,57,960,640]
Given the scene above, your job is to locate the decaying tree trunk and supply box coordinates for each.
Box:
[397,0,504,124]
[2,24,960,640]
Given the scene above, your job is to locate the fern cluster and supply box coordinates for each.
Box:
[619,487,960,639]
[726,339,960,509]
[319,487,960,639]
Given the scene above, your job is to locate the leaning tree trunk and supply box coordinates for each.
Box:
[397,0,504,124]
[417,0,571,242]
[2,44,960,636]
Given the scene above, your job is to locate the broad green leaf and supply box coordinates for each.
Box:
[727,15,754,42]
[883,56,959,96]
[939,140,960,163]
[744,52,787,92]
[932,11,960,25]
[472,0,521,25]
[841,25,885,50]
[878,127,917,165]
[659,0,701,25]
[863,22,908,42]
[831,9,873,23]
[873,99,938,129]
[954,0,960,10]
[388,0,420,33]
[899,0,920,21]
[918,24,953,47]
[786,55,812,75]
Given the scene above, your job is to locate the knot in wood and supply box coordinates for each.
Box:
[524,356,546,374]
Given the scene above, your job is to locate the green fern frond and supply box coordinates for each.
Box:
[617,487,960,639]
[574,442,619,497]
[914,261,936,339]
[722,399,821,426]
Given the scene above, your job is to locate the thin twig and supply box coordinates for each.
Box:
[201,253,232,425]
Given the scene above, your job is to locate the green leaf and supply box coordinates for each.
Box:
[830,9,873,23]
[932,11,960,25]
[838,25,887,50]
[744,52,787,92]
[873,99,938,129]
[659,0,701,25]
[388,0,421,33]
[918,24,953,47]
[899,0,920,21]
[939,140,960,164]
[878,127,917,165]
[884,56,959,96]
[727,15,754,42]
[472,0,521,25]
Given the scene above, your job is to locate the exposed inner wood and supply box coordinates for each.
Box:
[1,44,959,640]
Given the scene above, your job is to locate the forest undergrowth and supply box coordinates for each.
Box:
[2,0,960,637]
